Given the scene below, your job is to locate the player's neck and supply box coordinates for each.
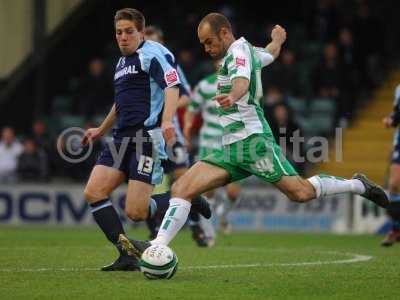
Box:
[226,35,236,49]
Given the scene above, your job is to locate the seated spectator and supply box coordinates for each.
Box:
[53,121,103,182]
[32,119,52,153]
[270,103,305,174]
[73,57,113,119]
[313,43,347,125]
[338,28,359,119]
[262,49,301,97]
[264,86,287,106]
[0,127,23,182]
[31,119,57,177]
[263,86,288,124]
[307,0,339,42]
[354,1,384,89]
[17,138,49,182]
[313,43,343,99]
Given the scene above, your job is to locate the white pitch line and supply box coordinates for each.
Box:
[184,253,373,270]
[0,252,372,273]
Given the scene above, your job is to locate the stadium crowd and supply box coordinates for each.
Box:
[0,0,387,183]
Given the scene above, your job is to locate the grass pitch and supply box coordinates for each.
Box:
[0,227,399,299]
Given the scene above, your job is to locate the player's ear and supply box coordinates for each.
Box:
[219,27,230,39]
[138,30,144,39]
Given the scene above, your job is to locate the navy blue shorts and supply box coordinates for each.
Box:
[392,129,400,165]
[96,130,166,185]
[162,141,190,174]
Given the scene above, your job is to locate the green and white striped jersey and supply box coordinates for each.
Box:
[217,37,275,145]
[188,73,223,150]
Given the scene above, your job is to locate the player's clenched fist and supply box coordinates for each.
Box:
[81,127,103,146]
[271,25,286,45]
[214,94,235,109]
[383,116,394,128]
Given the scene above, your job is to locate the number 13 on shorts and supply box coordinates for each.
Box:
[138,155,154,174]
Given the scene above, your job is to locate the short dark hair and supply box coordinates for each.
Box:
[144,25,164,40]
[114,8,145,31]
[199,13,232,34]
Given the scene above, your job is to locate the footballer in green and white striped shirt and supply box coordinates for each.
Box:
[123,12,388,253]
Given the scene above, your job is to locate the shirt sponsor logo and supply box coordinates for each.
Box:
[114,64,139,80]
[165,69,178,85]
[235,57,246,67]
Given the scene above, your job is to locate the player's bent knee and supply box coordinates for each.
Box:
[125,208,148,222]
[83,186,108,203]
[288,190,313,203]
[171,179,193,199]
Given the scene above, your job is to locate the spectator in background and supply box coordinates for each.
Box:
[313,43,347,125]
[54,120,103,182]
[32,120,51,154]
[307,0,339,42]
[179,49,213,85]
[354,1,384,88]
[263,49,301,97]
[17,138,49,182]
[31,119,59,178]
[0,127,23,182]
[262,86,289,129]
[74,57,113,120]
[338,28,359,119]
[178,49,196,84]
[264,86,287,107]
[269,103,305,174]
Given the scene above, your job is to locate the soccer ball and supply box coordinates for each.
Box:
[139,244,178,280]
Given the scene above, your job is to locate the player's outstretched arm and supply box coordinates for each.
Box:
[265,25,287,59]
[82,104,116,145]
[162,87,179,144]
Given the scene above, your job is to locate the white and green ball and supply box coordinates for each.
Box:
[139,244,178,280]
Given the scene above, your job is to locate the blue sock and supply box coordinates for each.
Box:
[389,193,400,203]
[188,212,200,227]
[90,198,124,246]
[148,198,157,219]
[152,191,171,214]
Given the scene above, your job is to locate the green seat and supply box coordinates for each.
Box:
[295,116,319,137]
[309,98,336,135]
[92,114,105,127]
[297,62,314,97]
[58,115,85,131]
[310,98,336,114]
[53,95,73,114]
[287,96,308,117]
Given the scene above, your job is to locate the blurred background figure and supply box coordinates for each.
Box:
[0,127,23,182]
[262,49,301,97]
[313,43,346,126]
[17,138,49,182]
[269,103,305,175]
[73,57,113,120]
[337,27,359,120]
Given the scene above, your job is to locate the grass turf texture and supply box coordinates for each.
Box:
[0,227,399,299]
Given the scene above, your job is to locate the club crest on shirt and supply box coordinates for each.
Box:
[235,57,246,67]
[165,69,178,85]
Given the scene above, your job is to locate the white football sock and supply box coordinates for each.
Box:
[151,197,191,246]
[308,174,366,198]
[221,193,240,221]
[199,215,216,240]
